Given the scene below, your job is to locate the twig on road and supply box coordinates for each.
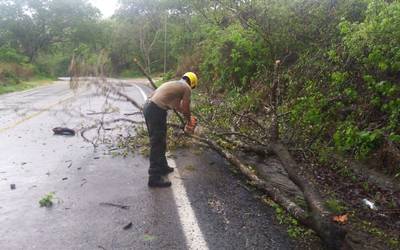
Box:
[99,202,130,210]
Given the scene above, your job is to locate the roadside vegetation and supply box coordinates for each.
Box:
[0,77,54,95]
[2,0,399,249]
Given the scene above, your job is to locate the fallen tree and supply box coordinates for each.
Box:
[69,58,351,249]
[134,59,347,248]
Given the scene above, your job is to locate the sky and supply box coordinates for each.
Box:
[89,0,119,18]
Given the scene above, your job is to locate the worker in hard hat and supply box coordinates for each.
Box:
[143,72,198,188]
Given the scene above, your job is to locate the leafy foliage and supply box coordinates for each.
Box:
[0,0,398,174]
[39,192,55,207]
[200,23,267,90]
[0,0,105,82]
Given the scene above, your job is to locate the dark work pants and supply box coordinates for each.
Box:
[143,101,169,176]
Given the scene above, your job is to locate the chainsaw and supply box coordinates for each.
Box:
[184,116,198,134]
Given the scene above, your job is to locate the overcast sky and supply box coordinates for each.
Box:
[89,0,119,18]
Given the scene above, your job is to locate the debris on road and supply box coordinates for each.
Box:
[124,111,142,116]
[66,161,72,168]
[362,198,378,210]
[123,222,133,230]
[62,177,68,181]
[39,192,55,207]
[52,127,76,136]
[87,111,113,116]
[80,178,87,187]
[99,202,129,210]
[10,184,16,190]
[143,234,156,242]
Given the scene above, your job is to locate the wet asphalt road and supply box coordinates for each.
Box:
[0,79,295,250]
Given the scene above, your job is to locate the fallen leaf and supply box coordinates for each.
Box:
[184,165,196,172]
[52,127,75,136]
[143,234,156,241]
[333,214,348,224]
[123,222,133,230]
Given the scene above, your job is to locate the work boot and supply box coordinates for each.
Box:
[148,175,171,188]
[161,165,174,174]
[167,166,174,173]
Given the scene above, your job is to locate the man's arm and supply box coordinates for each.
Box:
[179,91,191,122]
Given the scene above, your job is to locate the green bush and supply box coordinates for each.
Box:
[284,0,399,168]
[0,47,29,64]
[0,63,35,85]
[340,0,400,74]
[0,47,33,85]
[120,69,142,78]
[200,23,267,90]
[35,52,71,77]
[334,0,400,157]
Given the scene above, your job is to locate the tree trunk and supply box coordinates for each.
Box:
[190,134,347,249]
[271,142,347,249]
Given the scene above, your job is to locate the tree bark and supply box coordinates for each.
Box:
[190,134,311,223]
[189,134,350,249]
[270,142,347,249]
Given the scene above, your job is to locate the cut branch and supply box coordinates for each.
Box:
[214,132,267,147]
[189,134,310,224]
[133,58,157,89]
[270,142,347,249]
[189,129,347,249]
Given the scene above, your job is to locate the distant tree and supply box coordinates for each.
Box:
[116,0,165,73]
[0,0,101,62]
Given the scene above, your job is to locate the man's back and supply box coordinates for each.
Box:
[150,80,191,111]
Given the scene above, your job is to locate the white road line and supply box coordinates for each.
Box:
[169,160,209,250]
[133,84,148,101]
[135,84,209,250]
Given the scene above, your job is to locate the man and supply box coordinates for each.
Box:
[143,72,198,188]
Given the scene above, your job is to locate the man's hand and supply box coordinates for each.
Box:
[184,116,197,134]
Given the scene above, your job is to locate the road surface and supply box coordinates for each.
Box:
[0,79,295,249]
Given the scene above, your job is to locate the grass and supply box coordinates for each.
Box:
[356,220,400,249]
[325,198,347,214]
[0,77,54,95]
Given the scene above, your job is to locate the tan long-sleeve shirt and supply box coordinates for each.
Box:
[149,80,191,121]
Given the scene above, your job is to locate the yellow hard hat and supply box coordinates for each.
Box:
[183,72,198,89]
